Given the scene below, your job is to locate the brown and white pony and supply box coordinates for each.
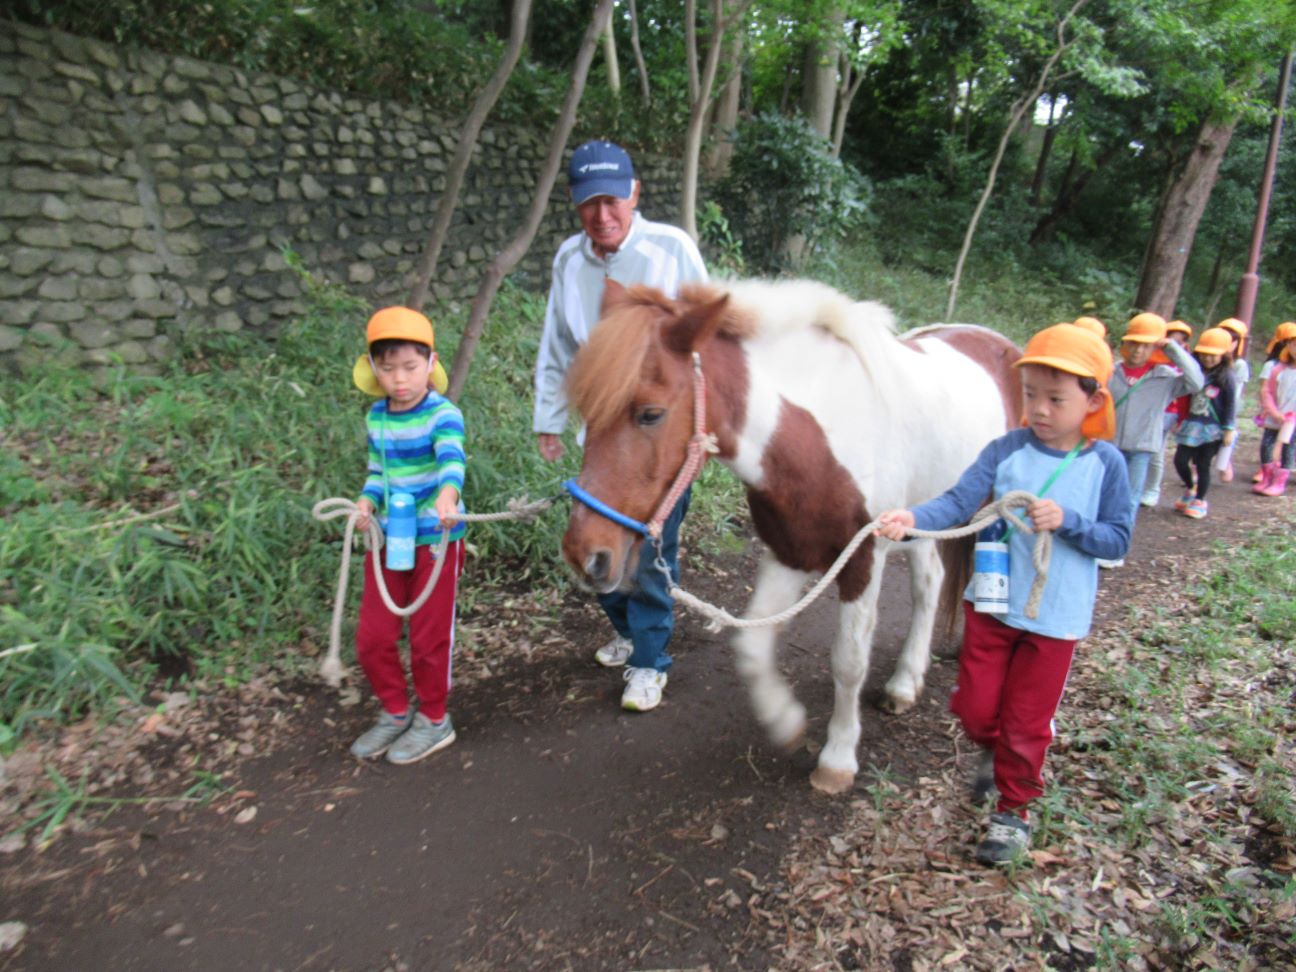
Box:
[562,278,1021,793]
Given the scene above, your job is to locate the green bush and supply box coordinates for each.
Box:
[714,113,871,274]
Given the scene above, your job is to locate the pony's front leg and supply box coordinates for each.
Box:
[733,553,810,752]
[881,539,943,714]
[811,564,883,795]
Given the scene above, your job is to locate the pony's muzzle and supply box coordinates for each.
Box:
[584,549,614,587]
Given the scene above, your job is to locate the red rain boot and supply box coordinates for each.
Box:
[1260,467,1290,497]
[1252,463,1277,495]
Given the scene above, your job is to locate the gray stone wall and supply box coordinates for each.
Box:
[0,21,684,373]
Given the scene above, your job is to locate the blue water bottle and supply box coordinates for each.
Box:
[385,491,417,571]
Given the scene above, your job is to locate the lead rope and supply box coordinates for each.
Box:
[665,489,1052,632]
[311,495,558,686]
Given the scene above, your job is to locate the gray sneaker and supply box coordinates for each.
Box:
[387,712,455,765]
[350,710,412,759]
[975,811,1031,865]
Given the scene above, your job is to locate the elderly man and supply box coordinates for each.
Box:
[533,140,709,713]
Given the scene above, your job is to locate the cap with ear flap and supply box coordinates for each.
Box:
[1218,317,1249,356]
[1194,327,1233,356]
[352,306,449,396]
[1013,322,1116,440]
[1266,321,1296,355]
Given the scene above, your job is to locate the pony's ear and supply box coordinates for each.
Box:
[663,293,730,355]
[601,278,630,316]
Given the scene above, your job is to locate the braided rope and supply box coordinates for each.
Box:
[670,490,1051,632]
[311,495,556,686]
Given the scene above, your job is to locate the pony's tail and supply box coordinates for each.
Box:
[936,534,974,648]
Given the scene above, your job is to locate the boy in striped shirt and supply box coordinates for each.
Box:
[349,307,466,764]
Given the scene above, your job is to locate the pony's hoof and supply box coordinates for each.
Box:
[773,720,807,755]
[879,691,918,715]
[809,766,855,795]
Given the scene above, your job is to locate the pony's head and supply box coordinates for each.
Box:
[562,281,737,591]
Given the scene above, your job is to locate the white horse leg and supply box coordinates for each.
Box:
[733,553,810,752]
[810,559,883,795]
[882,538,943,713]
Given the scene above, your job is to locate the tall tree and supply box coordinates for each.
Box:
[680,0,753,240]
[946,0,1091,320]
[446,0,615,397]
[406,0,534,311]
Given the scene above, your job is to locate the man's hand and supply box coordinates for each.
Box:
[537,433,565,462]
[355,497,375,532]
[874,509,915,541]
[1027,498,1063,532]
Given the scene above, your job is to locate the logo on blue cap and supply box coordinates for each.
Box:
[569,141,635,204]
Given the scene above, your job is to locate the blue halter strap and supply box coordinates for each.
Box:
[562,479,651,537]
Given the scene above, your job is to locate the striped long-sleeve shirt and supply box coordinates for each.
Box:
[360,391,467,545]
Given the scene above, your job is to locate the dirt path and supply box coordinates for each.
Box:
[1,459,1281,971]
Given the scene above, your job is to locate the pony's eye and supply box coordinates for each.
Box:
[636,407,666,427]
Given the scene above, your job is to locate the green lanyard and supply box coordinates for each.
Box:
[379,410,392,513]
[1002,439,1086,542]
[1113,366,1152,409]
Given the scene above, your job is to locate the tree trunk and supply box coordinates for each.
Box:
[685,0,700,104]
[1028,96,1058,205]
[1135,116,1237,316]
[445,0,614,398]
[602,15,620,95]
[627,0,651,105]
[831,52,866,158]
[406,0,533,310]
[946,0,1089,321]
[681,0,752,240]
[1028,141,1120,245]
[800,16,840,139]
[704,28,744,177]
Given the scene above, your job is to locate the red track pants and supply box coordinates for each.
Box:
[355,541,464,722]
[952,601,1077,817]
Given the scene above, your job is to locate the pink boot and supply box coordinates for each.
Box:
[1260,467,1290,497]
[1252,462,1277,494]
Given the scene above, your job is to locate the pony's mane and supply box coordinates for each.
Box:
[567,279,903,431]
[568,284,752,433]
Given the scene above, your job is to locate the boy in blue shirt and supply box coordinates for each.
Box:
[876,323,1132,865]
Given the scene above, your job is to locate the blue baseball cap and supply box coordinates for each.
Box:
[568,140,636,204]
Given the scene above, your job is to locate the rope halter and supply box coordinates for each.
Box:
[564,351,719,540]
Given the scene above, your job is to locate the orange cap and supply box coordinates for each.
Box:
[1123,312,1167,344]
[1265,321,1296,355]
[366,306,435,348]
[1072,316,1106,338]
[1165,319,1192,337]
[1194,327,1232,356]
[1013,323,1116,440]
[1218,317,1248,356]
[353,306,449,396]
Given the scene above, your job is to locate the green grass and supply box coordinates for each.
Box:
[0,269,747,742]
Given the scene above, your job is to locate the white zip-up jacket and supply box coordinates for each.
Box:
[533,212,708,434]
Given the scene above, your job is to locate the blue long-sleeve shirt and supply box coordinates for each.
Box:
[909,428,1131,640]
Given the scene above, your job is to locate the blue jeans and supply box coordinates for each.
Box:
[1120,449,1153,524]
[597,487,690,673]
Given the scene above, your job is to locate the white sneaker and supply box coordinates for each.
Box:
[1139,491,1159,507]
[594,635,633,668]
[1097,558,1124,569]
[621,667,667,712]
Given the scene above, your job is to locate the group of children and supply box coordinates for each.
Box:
[338,301,1294,869]
[875,311,1295,866]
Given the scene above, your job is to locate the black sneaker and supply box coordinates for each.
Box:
[974,811,1031,865]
